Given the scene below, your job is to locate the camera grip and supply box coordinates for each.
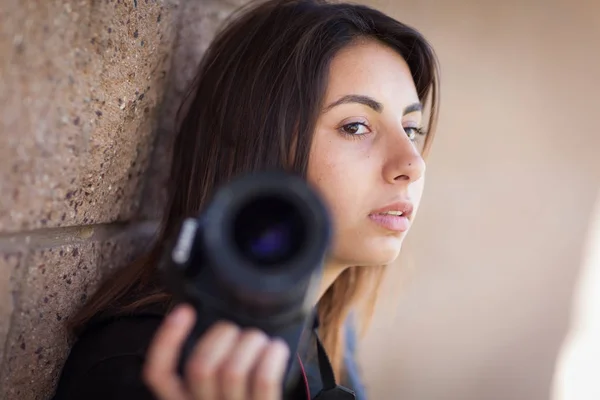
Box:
[175,301,311,397]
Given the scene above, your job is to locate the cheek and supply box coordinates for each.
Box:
[307,136,360,226]
[308,147,346,212]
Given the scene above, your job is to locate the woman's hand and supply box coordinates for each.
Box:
[143,304,291,400]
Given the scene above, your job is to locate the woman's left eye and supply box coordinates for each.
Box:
[405,126,426,141]
[340,122,371,136]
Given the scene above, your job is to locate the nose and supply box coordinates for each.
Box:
[382,130,426,184]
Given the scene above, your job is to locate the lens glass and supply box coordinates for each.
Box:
[233,195,306,268]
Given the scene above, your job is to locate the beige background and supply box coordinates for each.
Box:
[1,0,599,399]
[358,1,600,399]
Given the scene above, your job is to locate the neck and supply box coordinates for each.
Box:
[315,261,348,301]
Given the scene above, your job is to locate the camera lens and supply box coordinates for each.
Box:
[233,194,306,268]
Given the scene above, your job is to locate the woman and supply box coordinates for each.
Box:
[52,0,439,399]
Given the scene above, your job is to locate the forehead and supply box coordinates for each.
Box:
[325,39,420,108]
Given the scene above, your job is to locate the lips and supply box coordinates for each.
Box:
[369,201,414,218]
[368,201,414,232]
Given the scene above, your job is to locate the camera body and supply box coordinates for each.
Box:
[160,171,332,394]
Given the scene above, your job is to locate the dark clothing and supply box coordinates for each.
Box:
[52,305,364,400]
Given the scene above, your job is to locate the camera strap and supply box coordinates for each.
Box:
[311,318,356,400]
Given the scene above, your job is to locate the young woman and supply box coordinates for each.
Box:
[52,0,439,399]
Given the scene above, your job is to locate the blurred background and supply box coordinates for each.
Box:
[358,1,600,399]
[0,0,599,399]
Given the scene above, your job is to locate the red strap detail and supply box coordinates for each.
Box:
[297,353,311,400]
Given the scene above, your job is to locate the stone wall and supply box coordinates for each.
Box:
[0,0,247,398]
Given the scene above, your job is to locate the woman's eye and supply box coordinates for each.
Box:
[340,122,371,136]
[405,126,426,142]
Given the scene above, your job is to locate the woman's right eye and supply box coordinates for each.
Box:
[339,122,371,136]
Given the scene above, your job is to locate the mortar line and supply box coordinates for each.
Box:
[0,220,160,252]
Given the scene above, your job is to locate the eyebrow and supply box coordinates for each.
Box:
[323,94,422,116]
[403,102,423,115]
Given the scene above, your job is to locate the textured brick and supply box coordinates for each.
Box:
[96,228,156,281]
[0,0,252,398]
[0,230,153,400]
[0,0,179,233]
[0,252,25,373]
[140,0,242,219]
[0,243,100,400]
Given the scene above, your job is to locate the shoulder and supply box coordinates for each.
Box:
[52,307,165,400]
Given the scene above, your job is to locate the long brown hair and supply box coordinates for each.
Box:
[69,0,440,379]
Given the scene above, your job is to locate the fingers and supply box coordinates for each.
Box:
[143,304,196,400]
[219,329,270,400]
[185,322,241,399]
[185,324,291,400]
[251,338,291,400]
[143,305,291,400]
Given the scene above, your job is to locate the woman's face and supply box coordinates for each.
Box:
[308,39,427,269]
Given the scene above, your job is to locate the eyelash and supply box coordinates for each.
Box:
[338,122,372,139]
[339,122,427,142]
[405,126,428,142]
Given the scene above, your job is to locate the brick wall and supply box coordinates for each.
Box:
[0,1,247,398]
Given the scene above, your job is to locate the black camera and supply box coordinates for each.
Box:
[160,171,332,395]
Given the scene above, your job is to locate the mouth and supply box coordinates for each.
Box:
[369,201,413,218]
[373,210,405,217]
[368,201,414,232]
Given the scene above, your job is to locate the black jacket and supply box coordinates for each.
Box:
[52,305,361,400]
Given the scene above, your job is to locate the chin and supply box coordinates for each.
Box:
[369,243,403,265]
[338,235,404,267]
